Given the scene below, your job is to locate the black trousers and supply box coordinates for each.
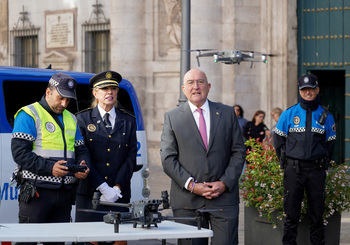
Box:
[16,187,74,245]
[283,159,326,245]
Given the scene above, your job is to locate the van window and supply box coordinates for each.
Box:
[3,80,134,128]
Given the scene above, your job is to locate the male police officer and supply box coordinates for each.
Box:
[274,74,336,245]
[11,73,90,245]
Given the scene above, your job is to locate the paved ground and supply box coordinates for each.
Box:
[129,166,350,245]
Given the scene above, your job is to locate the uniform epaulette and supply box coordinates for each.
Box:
[285,103,298,111]
[75,107,93,116]
[117,107,136,118]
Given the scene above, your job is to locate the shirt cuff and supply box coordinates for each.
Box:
[185,177,194,190]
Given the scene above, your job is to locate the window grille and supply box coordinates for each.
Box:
[10,6,40,68]
[82,1,110,73]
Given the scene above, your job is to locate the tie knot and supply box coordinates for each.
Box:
[196,108,203,114]
[103,113,112,130]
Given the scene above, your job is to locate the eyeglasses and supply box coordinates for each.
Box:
[300,87,317,93]
[184,79,207,87]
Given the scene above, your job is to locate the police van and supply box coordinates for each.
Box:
[0,66,149,223]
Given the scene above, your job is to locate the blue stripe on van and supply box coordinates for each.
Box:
[0,66,144,133]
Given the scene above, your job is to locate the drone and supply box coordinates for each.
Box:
[190,49,276,68]
[78,190,219,233]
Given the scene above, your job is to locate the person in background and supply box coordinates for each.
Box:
[267,107,283,140]
[243,110,269,142]
[274,74,336,245]
[233,104,248,135]
[75,71,137,245]
[160,68,246,245]
[11,73,90,245]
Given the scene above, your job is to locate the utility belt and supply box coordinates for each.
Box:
[13,166,77,203]
[285,157,328,173]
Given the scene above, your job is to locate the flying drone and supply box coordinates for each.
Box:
[78,190,220,233]
[189,49,276,68]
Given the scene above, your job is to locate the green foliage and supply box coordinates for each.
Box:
[240,138,350,228]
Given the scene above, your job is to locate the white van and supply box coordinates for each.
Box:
[0,66,149,223]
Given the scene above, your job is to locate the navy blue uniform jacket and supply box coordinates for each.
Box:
[76,106,137,200]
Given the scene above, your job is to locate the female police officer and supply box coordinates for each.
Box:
[75,71,137,245]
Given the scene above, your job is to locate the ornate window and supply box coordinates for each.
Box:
[82,1,110,73]
[10,6,40,68]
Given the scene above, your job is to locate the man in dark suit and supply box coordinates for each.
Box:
[160,68,246,245]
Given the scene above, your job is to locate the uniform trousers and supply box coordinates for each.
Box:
[283,160,326,245]
[16,186,75,245]
[173,204,239,245]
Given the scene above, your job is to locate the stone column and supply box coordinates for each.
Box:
[0,0,8,65]
[260,0,298,128]
[191,0,224,102]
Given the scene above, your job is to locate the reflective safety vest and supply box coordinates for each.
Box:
[15,102,78,188]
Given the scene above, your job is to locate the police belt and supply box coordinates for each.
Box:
[286,158,326,172]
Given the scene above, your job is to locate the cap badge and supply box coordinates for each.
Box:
[68,80,74,88]
[106,72,112,79]
[304,77,309,83]
[87,124,97,132]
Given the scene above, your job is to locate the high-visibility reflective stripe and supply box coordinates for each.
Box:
[32,148,75,159]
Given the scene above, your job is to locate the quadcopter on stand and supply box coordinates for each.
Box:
[188,49,277,68]
[78,190,220,233]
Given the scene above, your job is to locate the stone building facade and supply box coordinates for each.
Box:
[0,0,298,167]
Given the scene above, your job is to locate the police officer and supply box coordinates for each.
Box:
[274,74,336,245]
[11,73,91,245]
[75,71,137,245]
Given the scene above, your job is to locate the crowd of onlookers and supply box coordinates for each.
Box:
[233,104,283,143]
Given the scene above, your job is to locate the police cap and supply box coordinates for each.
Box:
[90,71,122,89]
[298,74,318,90]
[49,73,77,100]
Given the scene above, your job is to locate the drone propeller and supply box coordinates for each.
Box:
[77,208,113,214]
[196,207,223,213]
[183,49,217,52]
[175,206,224,213]
[240,50,280,57]
[183,49,218,67]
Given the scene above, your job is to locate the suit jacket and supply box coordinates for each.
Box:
[160,100,246,209]
[76,106,137,199]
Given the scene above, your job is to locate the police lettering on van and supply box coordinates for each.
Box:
[0,66,149,223]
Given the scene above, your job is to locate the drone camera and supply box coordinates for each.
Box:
[161,190,170,209]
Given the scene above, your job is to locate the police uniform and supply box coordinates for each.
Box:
[11,73,90,245]
[274,74,336,245]
[75,71,137,222]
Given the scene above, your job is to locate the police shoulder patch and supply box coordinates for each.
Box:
[45,122,55,133]
[293,116,300,125]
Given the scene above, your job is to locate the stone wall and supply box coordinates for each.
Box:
[1,0,298,168]
[0,0,8,65]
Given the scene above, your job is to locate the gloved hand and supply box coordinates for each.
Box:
[97,182,122,202]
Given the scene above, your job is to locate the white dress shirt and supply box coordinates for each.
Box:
[97,105,116,129]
